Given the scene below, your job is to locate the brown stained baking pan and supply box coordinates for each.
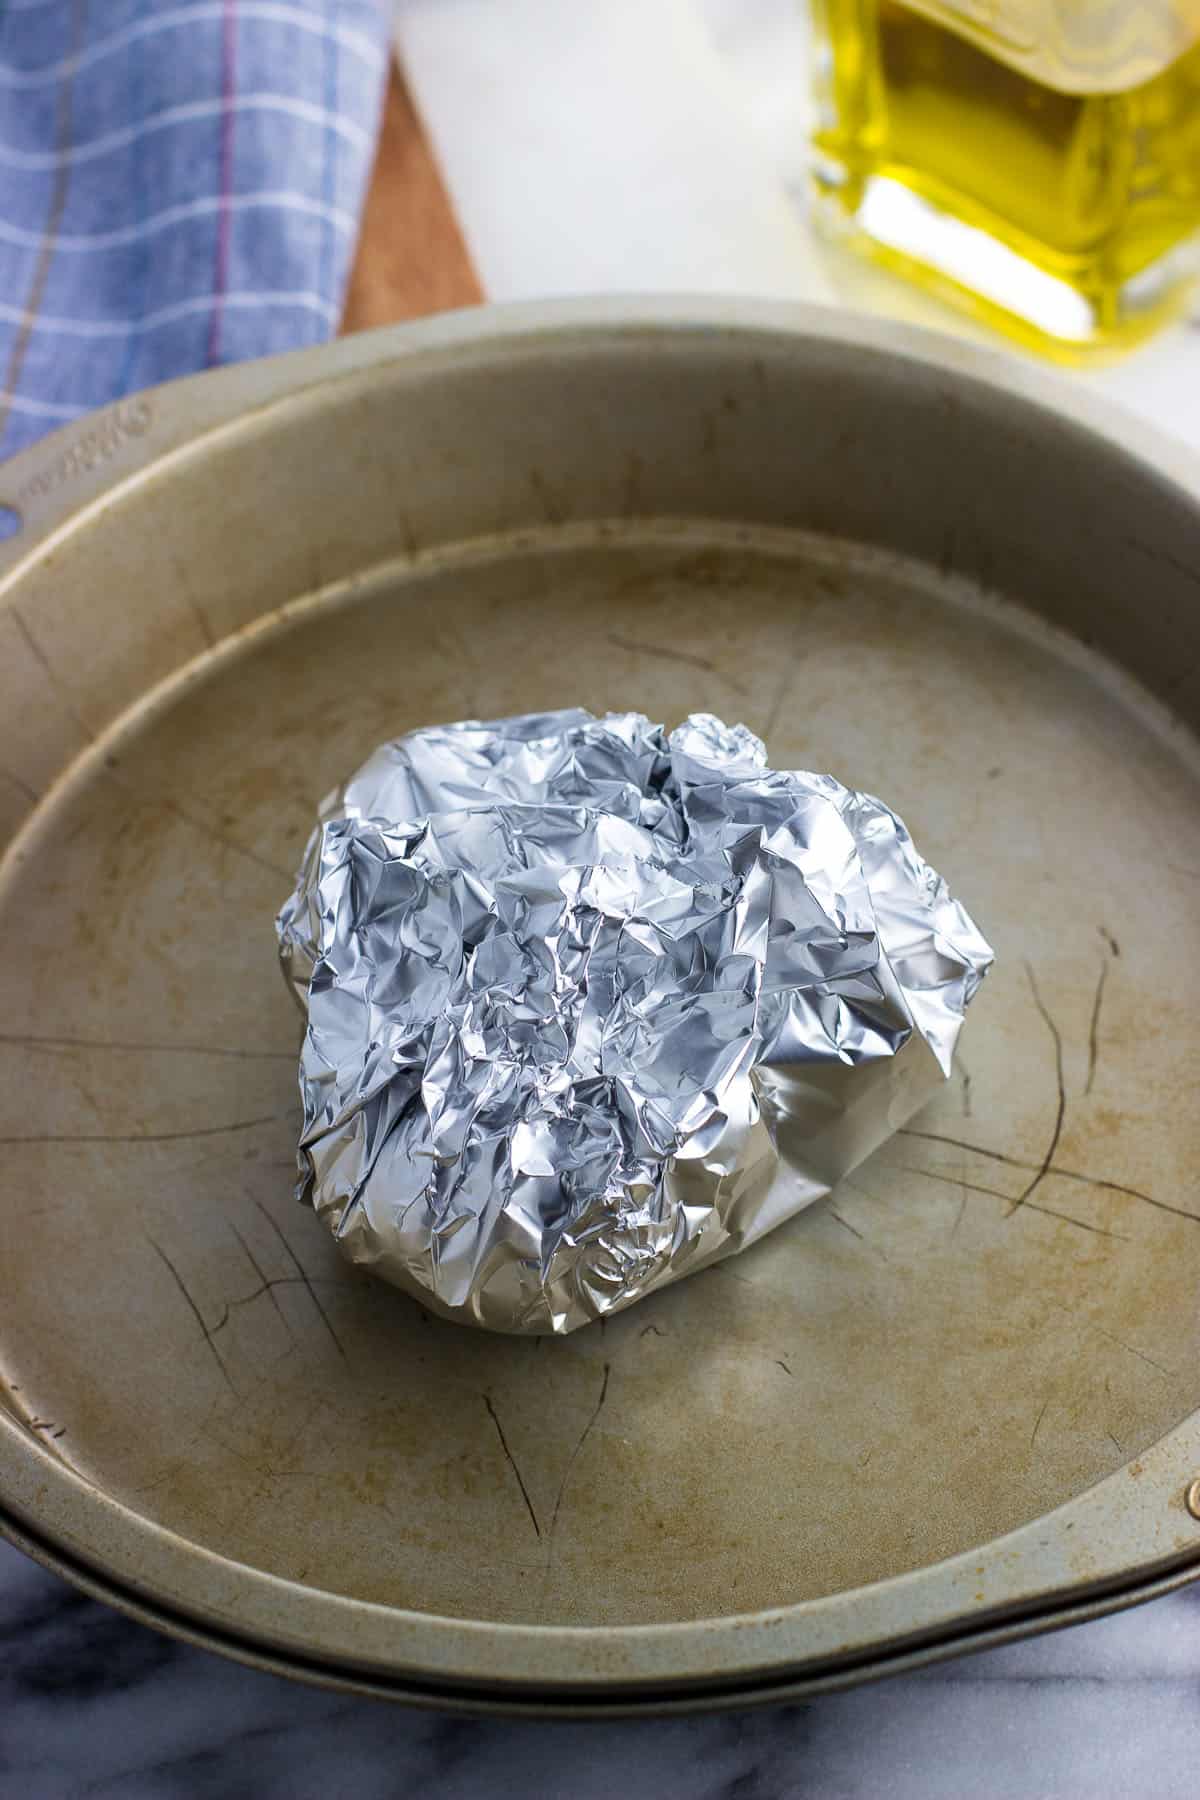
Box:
[0,300,1198,1714]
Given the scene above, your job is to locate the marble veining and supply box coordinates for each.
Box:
[0,1538,1196,1798]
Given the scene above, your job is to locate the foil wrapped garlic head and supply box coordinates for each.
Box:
[276,710,993,1334]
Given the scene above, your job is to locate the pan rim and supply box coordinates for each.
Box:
[2,296,1199,1698]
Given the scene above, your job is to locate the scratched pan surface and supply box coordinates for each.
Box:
[0,302,1199,1712]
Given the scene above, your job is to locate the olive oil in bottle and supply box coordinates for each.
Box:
[810,0,1200,356]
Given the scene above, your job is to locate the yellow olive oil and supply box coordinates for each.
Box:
[811,0,1200,356]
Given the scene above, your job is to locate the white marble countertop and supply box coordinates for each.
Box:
[395,0,1200,454]
[3,3,1199,1792]
[2,1536,1197,1797]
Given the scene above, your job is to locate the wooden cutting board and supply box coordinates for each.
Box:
[341,59,483,333]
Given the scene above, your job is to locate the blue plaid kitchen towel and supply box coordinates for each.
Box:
[0,0,389,461]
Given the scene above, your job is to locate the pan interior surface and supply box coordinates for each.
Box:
[2,521,1198,1631]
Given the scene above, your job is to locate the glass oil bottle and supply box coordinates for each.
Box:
[810,1,1200,356]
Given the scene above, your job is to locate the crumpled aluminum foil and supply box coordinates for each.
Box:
[277,710,993,1334]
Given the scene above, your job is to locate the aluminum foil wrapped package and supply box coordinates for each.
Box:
[276,710,993,1334]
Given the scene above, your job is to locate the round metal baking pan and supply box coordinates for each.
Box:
[0,300,1198,1712]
